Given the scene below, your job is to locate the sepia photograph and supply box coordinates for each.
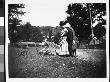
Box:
[8,0,108,79]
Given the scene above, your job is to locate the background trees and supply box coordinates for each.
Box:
[21,22,33,41]
[32,26,44,42]
[65,3,106,44]
[8,4,25,43]
[8,3,106,49]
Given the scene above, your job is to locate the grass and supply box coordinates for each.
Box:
[8,45,106,78]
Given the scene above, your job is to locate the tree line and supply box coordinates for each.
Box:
[8,3,106,46]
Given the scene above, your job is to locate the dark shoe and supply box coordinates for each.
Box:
[71,55,76,57]
[70,55,74,57]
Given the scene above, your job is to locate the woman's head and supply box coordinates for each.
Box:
[61,27,68,36]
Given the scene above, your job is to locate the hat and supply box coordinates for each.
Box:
[63,23,71,27]
[59,21,66,26]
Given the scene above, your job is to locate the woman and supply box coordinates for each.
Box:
[58,27,69,55]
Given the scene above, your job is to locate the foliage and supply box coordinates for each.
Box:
[53,32,61,44]
[8,4,25,43]
[32,27,44,42]
[65,3,106,43]
[21,22,33,41]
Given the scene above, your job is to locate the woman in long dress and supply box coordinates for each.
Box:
[58,27,69,55]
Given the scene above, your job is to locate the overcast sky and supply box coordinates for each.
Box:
[7,0,107,27]
[20,0,73,26]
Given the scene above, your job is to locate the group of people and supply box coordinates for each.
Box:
[58,22,79,57]
[41,22,79,57]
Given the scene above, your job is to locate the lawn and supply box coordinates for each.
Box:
[8,45,106,78]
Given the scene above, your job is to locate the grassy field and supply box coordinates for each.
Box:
[8,45,106,78]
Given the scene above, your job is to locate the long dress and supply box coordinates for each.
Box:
[58,28,69,55]
[59,36,69,55]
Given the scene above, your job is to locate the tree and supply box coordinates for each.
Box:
[8,4,25,43]
[21,22,33,41]
[32,27,44,42]
[41,26,54,42]
[65,3,106,43]
[53,32,61,44]
[66,3,91,42]
[47,27,53,42]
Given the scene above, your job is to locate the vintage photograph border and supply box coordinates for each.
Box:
[5,0,109,82]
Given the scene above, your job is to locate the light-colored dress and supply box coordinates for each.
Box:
[59,36,69,55]
[58,28,69,55]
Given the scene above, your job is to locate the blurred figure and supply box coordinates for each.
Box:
[59,22,77,57]
[59,27,69,55]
